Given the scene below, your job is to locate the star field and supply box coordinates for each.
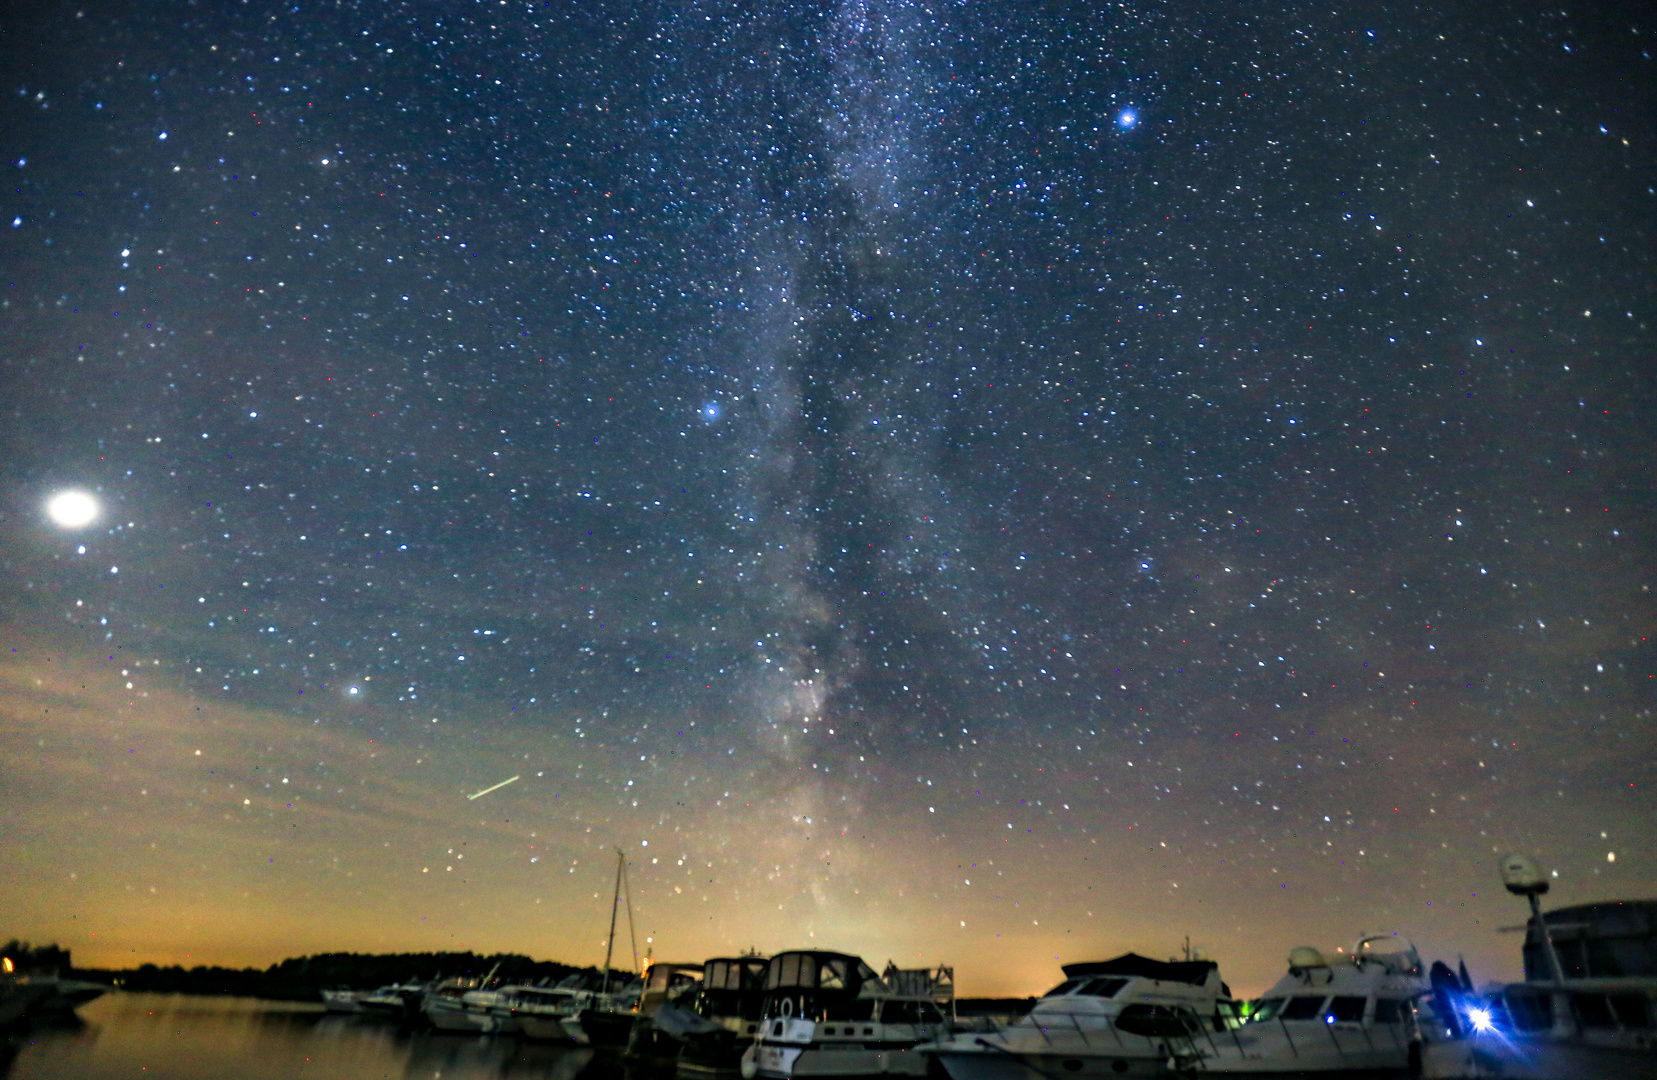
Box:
[1,0,1652,995]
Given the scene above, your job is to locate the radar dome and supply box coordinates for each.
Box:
[1499,853,1549,896]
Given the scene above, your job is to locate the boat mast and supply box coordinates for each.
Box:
[622,856,640,976]
[602,848,623,995]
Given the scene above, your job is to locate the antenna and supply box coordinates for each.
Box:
[1498,853,1566,986]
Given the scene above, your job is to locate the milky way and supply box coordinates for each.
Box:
[1,0,1652,994]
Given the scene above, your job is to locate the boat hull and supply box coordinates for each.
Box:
[582,1008,638,1048]
[933,1047,1174,1080]
[751,1041,933,1079]
[426,1002,520,1034]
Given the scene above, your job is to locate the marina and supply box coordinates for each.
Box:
[4,859,1652,1079]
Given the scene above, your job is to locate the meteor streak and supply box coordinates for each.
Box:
[466,775,521,800]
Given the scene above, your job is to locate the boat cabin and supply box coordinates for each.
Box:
[698,956,771,1022]
[761,951,890,1023]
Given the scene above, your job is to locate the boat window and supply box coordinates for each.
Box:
[1573,994,1616,1028]
[707,962,728,990]
[1372,999,1405,1024]
[1042,978,1086,998]
[1115,1004,1198,1038]
[1327,997,1367,1023]
[1080,978,1129,998]
[777,955,801,988]
[1248,998,1286,1023]
[823,998,877,1022]
[1281,996,1329,1021]
[1503,992,1552,1032]
[880,1000,921,1024]
[857,963,885,993]
[820,960,848,990]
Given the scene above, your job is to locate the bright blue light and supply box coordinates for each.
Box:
[1118,110,1137,128]
[1469,1008,1494,1033]
[702,402,720,420]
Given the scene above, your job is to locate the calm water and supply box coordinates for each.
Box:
[4,993,633,1080]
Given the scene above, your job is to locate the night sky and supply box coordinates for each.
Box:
[2,0,1652,996]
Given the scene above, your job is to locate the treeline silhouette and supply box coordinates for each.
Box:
[4,940,596,1001]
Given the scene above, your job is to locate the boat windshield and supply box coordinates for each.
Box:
[1247,998,1286,1023]
[1042,978,1086,998]
[1079,978,1129,998]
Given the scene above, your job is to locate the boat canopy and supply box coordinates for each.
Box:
[704,957,769,992]
[763,951,885,996]
[1061,954,1218,986]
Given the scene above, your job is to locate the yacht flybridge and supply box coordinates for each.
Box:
[1196,935,1428,1076]
[924,953,1234,1080]
[743,950,955,1079]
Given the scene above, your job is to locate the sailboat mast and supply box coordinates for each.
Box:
[602,849,622,995]
[623,856,639,975]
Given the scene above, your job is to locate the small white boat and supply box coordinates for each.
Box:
[321,988,368,1013]
[926,953,1232,1080]
[1196,935,1428,1077]
[359,980,427,1018]
[423,974,520,1034]
[506,982,597,1042]
[744,950,956,1079]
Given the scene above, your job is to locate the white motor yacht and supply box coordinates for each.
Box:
[423,974,521,1034]
[743,950,956,1079]
[1196,935,1428,1076]
[925,953,1233,1080]
[507,982,596,1042]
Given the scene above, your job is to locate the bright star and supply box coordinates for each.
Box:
[47,490,99,528]
[1119,110,1137,128]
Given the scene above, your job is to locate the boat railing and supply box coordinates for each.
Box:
[1006,1008,1216,1059]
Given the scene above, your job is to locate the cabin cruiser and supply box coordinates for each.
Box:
[925,953,1232,1080]
[359,980,428,1020]
[1418,855,1657,1079]
[743,950,956,1079]
[508,981,598,1042]
[622,961,707,1064]
[676,956,772,1077]
[423,974,523,1034]
[1196,935,1428,1076]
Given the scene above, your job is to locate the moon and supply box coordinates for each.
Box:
[47,490,99,528]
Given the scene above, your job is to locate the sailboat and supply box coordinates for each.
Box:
[576,849,646,1048]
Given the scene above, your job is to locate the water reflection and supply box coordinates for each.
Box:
[4,993,650,1080]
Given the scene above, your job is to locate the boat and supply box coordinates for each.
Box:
[321,987,368,1013]
[359,980,429,1020]
[924,953,1232,1080]
[579,849,647,1048]
[675,955,772,1077]
[1194,935,1428,1076]
[743,950,956,1079]
[1419,854,1657,1079]
[422,969,522,1034]
[508,979,600,1042]
[622,961,707,1065]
